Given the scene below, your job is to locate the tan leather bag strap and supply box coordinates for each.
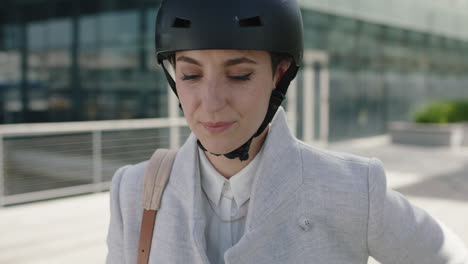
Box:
[137,149,177,264]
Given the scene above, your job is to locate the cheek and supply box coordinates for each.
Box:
[177,82,197,104]
[176,85,198,121]
[240,78,273,109]
[230,81,272,128]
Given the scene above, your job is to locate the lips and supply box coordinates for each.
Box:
[201,121,235,134]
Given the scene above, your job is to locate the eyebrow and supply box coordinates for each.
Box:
[224,57,257,66]
[175,56,257,67]
[176,56,201,66]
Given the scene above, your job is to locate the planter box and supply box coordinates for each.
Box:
[389,122,468,148]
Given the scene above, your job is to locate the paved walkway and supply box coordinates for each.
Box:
[1,135,467,263]
[0,192,110,264]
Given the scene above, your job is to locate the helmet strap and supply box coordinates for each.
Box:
[160,58,177,95]
[160,59,185,111]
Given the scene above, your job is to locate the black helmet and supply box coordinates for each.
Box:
[155,0,304,161]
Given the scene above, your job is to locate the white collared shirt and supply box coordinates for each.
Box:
[198,145,264,264]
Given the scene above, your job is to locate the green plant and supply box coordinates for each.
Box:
[413,100,468,124]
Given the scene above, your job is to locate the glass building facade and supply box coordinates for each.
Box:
[1,0,468,141]
[1,0,168,124]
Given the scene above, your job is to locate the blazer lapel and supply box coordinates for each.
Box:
[225,107,303,263]
[167,133,210,263]
[247,107,303,231]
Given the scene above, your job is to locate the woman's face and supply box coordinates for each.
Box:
[174,49,285,154]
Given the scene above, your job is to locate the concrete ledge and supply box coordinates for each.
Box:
[389,122,468,148]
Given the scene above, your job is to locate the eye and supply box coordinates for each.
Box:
[181,74,201,81]
[229,72,253,81]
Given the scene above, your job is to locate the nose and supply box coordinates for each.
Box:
[201,77,227,113]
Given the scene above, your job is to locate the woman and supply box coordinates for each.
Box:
[106,0,468,263]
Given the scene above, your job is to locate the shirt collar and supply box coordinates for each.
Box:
[198,141,265,209]
[198,147,225,207]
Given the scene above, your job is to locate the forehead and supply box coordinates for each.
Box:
[175,49,270,64]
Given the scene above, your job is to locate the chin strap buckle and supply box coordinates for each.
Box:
[197,137,253,162]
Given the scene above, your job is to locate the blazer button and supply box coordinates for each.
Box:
[298,216,312,231]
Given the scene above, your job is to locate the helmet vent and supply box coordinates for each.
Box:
[172,17,192,28]
[238,16,263,27]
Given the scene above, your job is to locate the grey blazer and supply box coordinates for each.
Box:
[106,108,468,264]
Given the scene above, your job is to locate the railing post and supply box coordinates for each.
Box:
[287,79,298,137]
[92,131,102,192]
[0,135,4,207]
[303,50,329,145]
[303,63,315,143]
[319,60,330,146]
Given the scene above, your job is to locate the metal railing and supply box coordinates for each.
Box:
[0,117,188,206]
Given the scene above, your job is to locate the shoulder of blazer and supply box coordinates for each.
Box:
[294,140,380,237]
[297,140,371,165]
[110,160,149,214]
[295,139,376,188]
[118,160,149,190]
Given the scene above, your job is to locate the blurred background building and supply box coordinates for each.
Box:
[1,0,468,204]
[1,0,468,136]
